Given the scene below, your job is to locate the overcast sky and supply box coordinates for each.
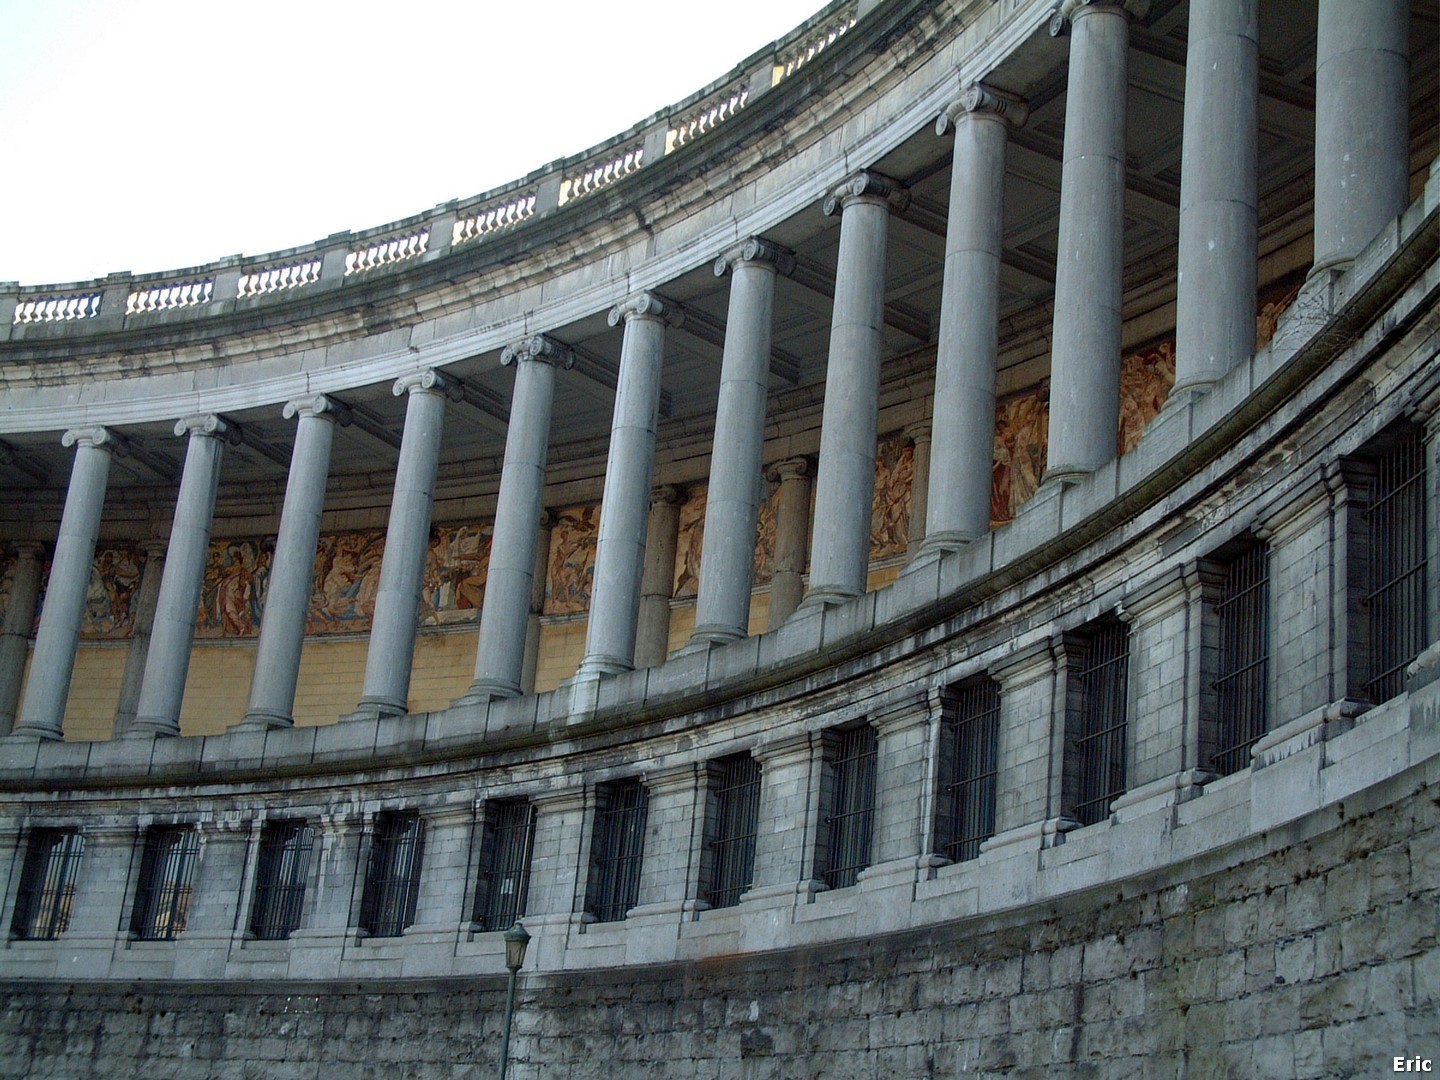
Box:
[0,0,825,287]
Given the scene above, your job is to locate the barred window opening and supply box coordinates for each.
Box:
[249,821,315,941]
[474,800,536,932]
[586,780,648,923]
[1363,428,1428,703]
[12,829,84,941]
[1070,621,1130,827]
[131,826,200,941]
[704,754,761,909]
[940,679,1000,862]
[359,812,425,938]
[1212,542,1270,775]
[821,725,877,890]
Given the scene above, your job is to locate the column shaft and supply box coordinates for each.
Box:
[692,241,787,645]
[634,487,681,668]
[1312,0,1410,273]
[13,429,118,740]
[807,174,903,602]
[520,511,556,696]
[925,89,1023,550]
[579,294,671,677]
[112,540,165,735]
[133,416,233,736]
[767,457,813,630]
[1173,0,1258,394]
[358,371,456,718]
[243,397,343,727]
[0,543,44,736]
[905,424,931,559]
[1045,1,1135,481]
[467,339,566,700]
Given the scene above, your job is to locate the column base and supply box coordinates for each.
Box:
[6,725,61,742]
[1038,464,1093,488]
[125,716,179,738]
[575,653,633,680]
[231,709,294,733]
[911,529,985,565]
[797,585,861,611]
[684,624,746,651]
[345,697,408,723]
[1162,378,1216,407]
[452,677,522,709]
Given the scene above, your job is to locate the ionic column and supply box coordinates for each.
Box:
[578,293,675,678]
[691,238,794,647]
[0,542,44,736]
[904,423,931,559]
[520,509,556,696]
[923,85,1028,551]
[241,395,348,729]
[356,369,461,719]
[12,427,123,740]
[112,539,165,736]
[463,337,571,703]
[1045,0,1147,483]
[132,414,240,737]
[1171,0,1258,396]
[1312,0,1410,274]
[634,486,682,669]
[807,171,907,604]
[766,456,814,630]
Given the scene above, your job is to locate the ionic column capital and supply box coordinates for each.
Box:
[500,334,575,370]
[649,484,684,507]
[175,413,242,445]
[766,455,814,484]
[9,540,44,561]
[936,82,1030,134]
[283,393,352,425]
[393,368,464,400]
[538,507,560,531]
[714,237,796,278]
[607,291,681,328]
[1051,0,1150,33]
[903,422,932,448]
[61,425,127,455]
[822,170,910,217]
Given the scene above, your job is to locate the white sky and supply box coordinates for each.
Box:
[0,0,825,287]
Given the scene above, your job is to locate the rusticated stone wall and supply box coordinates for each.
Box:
[3,764,1434,1080]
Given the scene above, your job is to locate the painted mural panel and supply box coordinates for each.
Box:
[673,487,708,599]
[422,524,492,626]
[1118,340,1177,456]
[84,546,143,639]
[991,391,1050,526]
[545,505,600,615]
[870,435,914,558]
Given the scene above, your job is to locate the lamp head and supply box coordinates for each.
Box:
[503,922,530,972]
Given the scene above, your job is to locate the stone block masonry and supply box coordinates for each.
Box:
[3,763,1435,1078]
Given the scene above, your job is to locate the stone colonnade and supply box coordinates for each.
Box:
[5,0,1415,738]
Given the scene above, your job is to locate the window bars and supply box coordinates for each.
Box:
[12,829,84,940]
[1364,429,1428,703]
[249,821,315,941]
[822,725,877,889]
[359,812,425,938]
[131,826,200,940]
[1213,543,1271,775]
[586,780,648,923]
[474,800,537,932]
[940,680,1000,862]
[1072,621,1130,827]
[705,755,761,909]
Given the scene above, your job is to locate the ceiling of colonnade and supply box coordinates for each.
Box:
[2,0,1437,528]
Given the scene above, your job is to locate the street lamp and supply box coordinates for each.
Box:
[498,922,530,1080]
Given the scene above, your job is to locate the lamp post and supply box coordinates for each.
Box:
[498,922,530,1079]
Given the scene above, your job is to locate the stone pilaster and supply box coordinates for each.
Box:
[691,238,794,646]
[766,456,814,629]
[112,539,165,736]
[241,395,349,729]
[806,172,908,604]
[12,427,123,741]
[634,485,682,669]
[743,732,826,902]
[1172,0,1258,396]
[131,414,240,738]
[904,423,932,559]
[520,509,557,697]
[923,84,1028,552]
[632,764,704,914]
[0,541,44,736]
[1311,0,1410,274]
[578,293,676,678]
[987,641,1060,842]
[464,337,571,702]
[356,369,462,719]
[1045,0,1148,483]
[864,691,944,879]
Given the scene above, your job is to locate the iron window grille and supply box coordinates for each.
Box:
[704,754,761,909]
[11,829,84,940]
[473,799,537,932]
[249,820,315,941]
[131,826,200,941]
[1069,620,1130,827]
[939,678,1000,863]
[1363,428,1428,703]
[1212,542,1271,775]
[359,811,425,938]
[821,724,877,890]
[585,780,648,923]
